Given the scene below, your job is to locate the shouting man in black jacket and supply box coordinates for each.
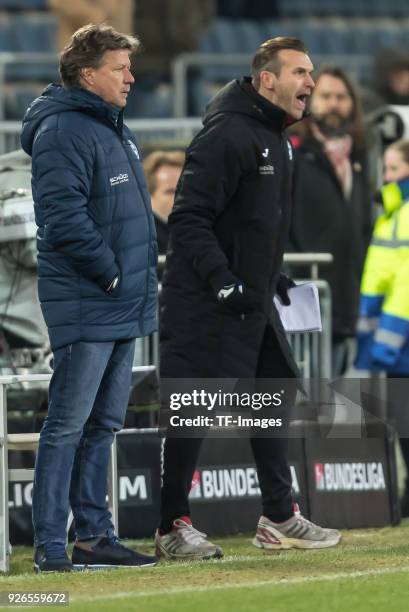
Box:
[156,37,341,560]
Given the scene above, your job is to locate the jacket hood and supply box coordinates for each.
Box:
[203,77,293,131]
[21,83,122,156]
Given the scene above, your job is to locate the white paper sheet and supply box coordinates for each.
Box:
[274,282,322,333]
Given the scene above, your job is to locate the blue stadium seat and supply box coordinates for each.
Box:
[276,0,409,16]
[372,27,403,51]
[12,13,56,53]
[0,14,13,51]
[4,82,43,120]
[0,0,46,8]
[234,20,268,51]
[125,83,173,119]
[199,18,242,53]
[217,0,248,18]
[189,78,221,117]
[199,19,250,81]
[5,14,57,81]
[262,18,301,40]
[276,0,337,17]
[193,15,408,105]
[297,23,329,54]
[6,60,58,83]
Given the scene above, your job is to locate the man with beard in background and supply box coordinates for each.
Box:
[289,66,373,376]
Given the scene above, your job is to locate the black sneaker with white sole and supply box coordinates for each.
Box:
[34,543,73,573]
[71,536,157,569]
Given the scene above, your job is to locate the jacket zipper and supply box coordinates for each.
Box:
[120,134,153,333]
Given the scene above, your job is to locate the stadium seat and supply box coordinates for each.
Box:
[189,78,223,117]
[5,13,57,81]
[276,0,409,17]
[12,13,56,53]
[125,83,173,119]
[4,82,44,120]
[234,20,269,51]
[0,14,13,51]
[0,0,46,8]
[200,18,244,54]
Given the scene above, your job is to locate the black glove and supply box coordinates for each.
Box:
[275,273,296,306]
[209,268,256,315]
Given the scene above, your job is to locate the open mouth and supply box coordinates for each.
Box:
[296,94,308,110]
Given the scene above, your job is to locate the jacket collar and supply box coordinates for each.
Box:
[67,86,124,132]
[380,179,409,215]
[240,77,297,131]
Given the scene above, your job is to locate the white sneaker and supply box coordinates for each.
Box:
[155,517,223,560]
[253,504,341,550]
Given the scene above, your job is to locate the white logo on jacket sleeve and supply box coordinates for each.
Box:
[127,139,140,159]
[110,173,129,186]
[287,140,293,160]
[262,148,269,158]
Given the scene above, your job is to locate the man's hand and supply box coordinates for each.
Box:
[275,273,296,306]
[209,267,256,315]
[217,282,256,314]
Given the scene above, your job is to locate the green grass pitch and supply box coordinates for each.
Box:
[3,521,409,611]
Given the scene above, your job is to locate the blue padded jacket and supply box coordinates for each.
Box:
[21,84,158,350]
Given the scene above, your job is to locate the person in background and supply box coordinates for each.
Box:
[355,139,409,516]
[374,50,409,107]
[133,0,215,79]
[48,0,134,50]
[289,66,373,377]
[21,24,157,573]
[143,151,185,255]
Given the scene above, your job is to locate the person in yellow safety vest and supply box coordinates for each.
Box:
[356,139,409,373]
[355,138,409,516]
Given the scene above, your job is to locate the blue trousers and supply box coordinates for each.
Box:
[32,339,135,546]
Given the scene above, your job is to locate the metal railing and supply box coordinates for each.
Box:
[155,252,333,380]
[0,49,373,131]
[0,53,59,122]
[0,365,155,573]
[0,118,203,155]
[0,252,332,570]
[171,52,373,117]
[284,254,333,380]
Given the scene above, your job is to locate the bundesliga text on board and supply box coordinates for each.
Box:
[314,461,386,492]
[188,464,300,502]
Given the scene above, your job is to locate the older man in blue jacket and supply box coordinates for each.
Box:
[21,24,158,572]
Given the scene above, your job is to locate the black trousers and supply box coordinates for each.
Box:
[159,326,297,532]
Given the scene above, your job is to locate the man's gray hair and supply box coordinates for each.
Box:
[60,23,140,88]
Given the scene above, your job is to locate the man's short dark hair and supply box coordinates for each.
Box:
[60,23,140,88]
[251,37,308,90]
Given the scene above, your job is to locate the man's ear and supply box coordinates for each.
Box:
[259,70,276,91]
[81,67,94,86]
